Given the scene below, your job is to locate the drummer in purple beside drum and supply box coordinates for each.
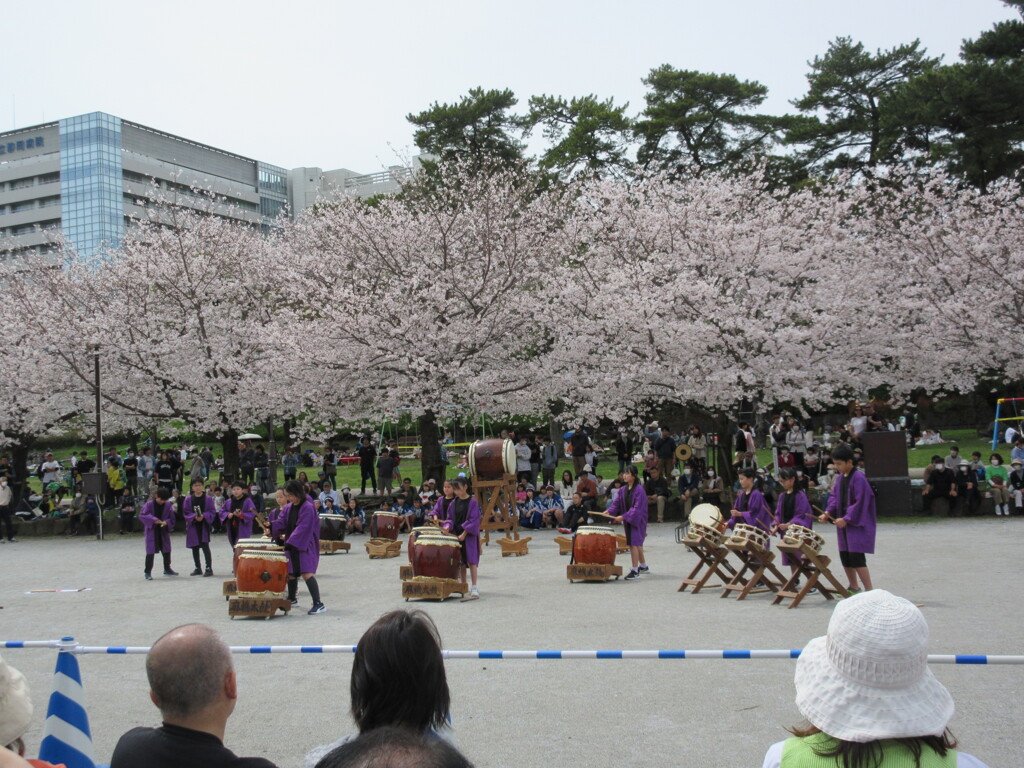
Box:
[440,477,481,600]
[772,467,815,582]
[729,468,772,538]
[604,465,649,580]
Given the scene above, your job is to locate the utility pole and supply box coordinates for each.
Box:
[94,351,104,540]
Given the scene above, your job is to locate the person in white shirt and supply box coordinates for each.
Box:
[40,453,61,485]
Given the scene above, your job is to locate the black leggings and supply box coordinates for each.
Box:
[191,543,212,569]
[0,506,14,540]
[144,552,172,574]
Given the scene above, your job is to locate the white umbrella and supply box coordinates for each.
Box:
[238,433,263,441]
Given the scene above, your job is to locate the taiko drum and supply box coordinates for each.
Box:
[372,512,401,540]
[319,514,346,542]
[232,538,283,575]
[236,551,288,596]
[572,526,617,565]
[468,438,516,480]
[408,525,441,562]
[410,531,462,580]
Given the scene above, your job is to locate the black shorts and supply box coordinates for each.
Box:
[839,550,867,568]
[624,522,634,547]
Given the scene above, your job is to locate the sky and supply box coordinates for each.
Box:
[1,1,1018,173]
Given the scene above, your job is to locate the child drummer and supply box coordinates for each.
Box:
[441,477,481,600]
[773,467,815,583]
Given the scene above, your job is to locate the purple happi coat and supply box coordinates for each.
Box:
[825,469,877,554]
[220,496,257,545]
[184,493,217,547]
[442,496,481,565]
[728,489,772,536]
[272,498,320,574]
[774,490,815,566]
[605,482,648,545]
[140,499,175,554]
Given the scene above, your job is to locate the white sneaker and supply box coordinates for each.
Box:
[470,585,479,597]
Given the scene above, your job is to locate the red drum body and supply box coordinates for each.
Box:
[232,538,281,575]
[408,525,441,562]
[468,439,516,480]
[319,514,346,542]
[411,532,462,580]
[572,526,617,565]
[372,512,401,540]
[236,551,288,596]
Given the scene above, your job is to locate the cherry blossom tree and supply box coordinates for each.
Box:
[282,163,577,480]
[4,197,292,480]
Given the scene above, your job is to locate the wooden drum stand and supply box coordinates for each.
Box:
[473,473,521,546]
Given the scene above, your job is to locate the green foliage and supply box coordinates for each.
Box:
[786,37,939,176]
[524,94,633,179]
[407,87,526,171]
[634,65,781,178]
[893,10,1024,192]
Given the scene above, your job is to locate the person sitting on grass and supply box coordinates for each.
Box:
[537,485,564,529]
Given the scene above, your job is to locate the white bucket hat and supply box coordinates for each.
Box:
[0,652,33,747]
[794,590,954,743]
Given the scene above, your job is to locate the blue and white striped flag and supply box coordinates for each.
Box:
[38,644,96,768]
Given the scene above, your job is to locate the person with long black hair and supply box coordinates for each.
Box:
[605,465,649,580]
[272,479,325,615]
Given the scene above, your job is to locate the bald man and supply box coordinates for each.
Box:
[110,624,277,768]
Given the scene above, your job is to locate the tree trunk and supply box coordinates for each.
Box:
[266,419,278,487]
[712,413,736,490]
[221,428,240,483]
[10,440,31,512]
[548,416,563,458]
[419,410,446,485]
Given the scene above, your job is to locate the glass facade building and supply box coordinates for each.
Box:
[59,112,124,258]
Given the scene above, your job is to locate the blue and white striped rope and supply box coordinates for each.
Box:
[3,641,1022,664]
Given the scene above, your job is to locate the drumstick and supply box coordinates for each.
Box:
[588,510,616,520]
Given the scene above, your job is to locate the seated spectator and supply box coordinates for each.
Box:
[701,468,726,513]
[762,590,989,768]
[556,471,576,504]
[119,487,137,534]
[302,610,452,768]
[559,492,589,533]
[593,475,607,501]
[537,485,564,529]
[321,497,340,516]
[642,451,658,482]
[315,726,472,768]
[644,467,670,523]
[0,651,65,768]
[110,624,276,768]
[518,488,543,530]
[677,464,700,520]
[410,497,427,526]
[343,499,365,534]
[575,466,598,510]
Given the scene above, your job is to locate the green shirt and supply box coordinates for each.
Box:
[781,733,956,768]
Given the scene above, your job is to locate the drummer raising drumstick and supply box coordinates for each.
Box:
[605,465,649,580]
[772,468,815,582]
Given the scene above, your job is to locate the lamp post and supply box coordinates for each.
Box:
[94,349,104,540]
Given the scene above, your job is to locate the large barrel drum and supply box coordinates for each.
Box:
[319,514,346,542]
[572,526,617,566]
[371,512,401,540]
[408,525,441,562]
[468,438,516,480]
[232,538,282,575]
[410,531,462,580]
[236,550,288,596]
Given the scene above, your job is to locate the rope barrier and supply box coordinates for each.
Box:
[4,641,1022,664]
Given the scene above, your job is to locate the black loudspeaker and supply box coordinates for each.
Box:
[81,472,106,496]
[862,431,909,478]
[869,478,914,516]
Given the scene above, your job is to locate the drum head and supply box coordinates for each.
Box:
[689,503,723,529]
[468,441,479,477]
[675,443,693,461]
[502,439,516,476]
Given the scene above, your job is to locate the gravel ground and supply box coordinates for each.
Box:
[1,519,1019,768]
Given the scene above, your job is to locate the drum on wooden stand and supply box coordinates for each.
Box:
[371,512,401,540]
[468,438,516,480]
[782,524,825,554]
[729,523,770,551]
[319,514,346,542]
[572,525,617,565]
[684,502,727,546]
[232,538,282,575]
[410,531,462,580]
[236,550,288,597]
